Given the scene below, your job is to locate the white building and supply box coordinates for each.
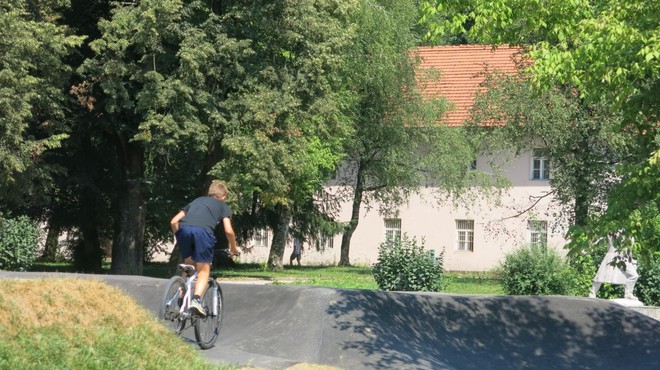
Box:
[242,45,569,271]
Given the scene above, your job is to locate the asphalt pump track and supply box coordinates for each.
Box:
[2,271,659,370]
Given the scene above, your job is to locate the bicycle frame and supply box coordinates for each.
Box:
[178,270,196,317]
[164,264,218,319]
[161,263,223,349]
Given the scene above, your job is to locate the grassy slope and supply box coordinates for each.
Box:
[0,278,232,370]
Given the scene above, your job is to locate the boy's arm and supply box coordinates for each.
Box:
[170,211,185,233]
[222,217,239,255]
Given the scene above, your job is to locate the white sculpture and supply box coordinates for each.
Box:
[589,231,639,301]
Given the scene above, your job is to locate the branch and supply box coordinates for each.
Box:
[363,184,387,192]
[499,189,556,221]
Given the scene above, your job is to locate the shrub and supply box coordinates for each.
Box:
[635,254,660,306]
[500,245,572,296]
[372,234,444,292]
[565,250,598,297]
[0,215,41,271]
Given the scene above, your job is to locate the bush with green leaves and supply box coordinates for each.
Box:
[565,250,598,297]
[372,234,444,292]
[0,215,41,271]
[635,254,660,306]
[500,245,572,296]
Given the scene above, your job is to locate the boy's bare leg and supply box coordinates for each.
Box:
[194,262,211,297]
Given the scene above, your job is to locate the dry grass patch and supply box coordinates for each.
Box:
[0,278,146,334]
[0,278,232,370]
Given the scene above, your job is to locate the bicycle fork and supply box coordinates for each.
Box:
[165,287,182,311]
[210,282,218,317]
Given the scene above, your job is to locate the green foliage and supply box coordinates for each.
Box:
[340,0,474,203]
[420,0,659,128]
[0,0,83,207]
[500,245,572,296]
[599,157,660,262]
[372,234,444,292]
[566,155,660,270]
[0,215,41,271]
[336,0,476,265]
[422,0,658,264]
[565,250,598,297]
[635,254,660,306]
[469,72,629,227]
[214,0,357,202]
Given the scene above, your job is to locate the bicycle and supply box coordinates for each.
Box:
[159,263,224,349]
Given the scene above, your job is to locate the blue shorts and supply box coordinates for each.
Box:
[176,226,216,263]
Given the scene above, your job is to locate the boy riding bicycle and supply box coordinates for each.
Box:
[170,181,240,317]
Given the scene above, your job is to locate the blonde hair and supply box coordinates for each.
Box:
[208,181,228,200]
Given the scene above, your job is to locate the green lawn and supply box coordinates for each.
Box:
[30,261,504,295]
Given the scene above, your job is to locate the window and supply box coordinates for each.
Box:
[384,219,401,245]
[528,220,548,247]
[316,234,334,249]
[455,220,474,251]
[531,149,550,180]
[254,228,269,247]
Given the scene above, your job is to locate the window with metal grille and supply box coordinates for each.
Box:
[455,220,474,251]
[528,220,548,247]
[254,228,269,247]
[316,234,334,249]
[531,149,550,180]
[384,218,401,245]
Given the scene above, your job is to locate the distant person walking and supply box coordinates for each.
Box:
[290,237,303,266]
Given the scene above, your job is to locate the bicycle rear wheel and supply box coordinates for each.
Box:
[194,280,223,349]
[159,276,186,334]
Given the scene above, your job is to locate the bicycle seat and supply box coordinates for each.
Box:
[177,264,196,276]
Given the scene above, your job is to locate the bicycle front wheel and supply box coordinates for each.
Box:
[159,276,186,334]
[194,280,224,349]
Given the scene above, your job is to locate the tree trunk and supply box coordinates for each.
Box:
[73,184,104,272]
[573,187,589,227]
[573,139,591,227]
[267,204,291,270]
[40,224,60,262]
[167,243,181,276]
[339,162,365,266]
[76,222,103,273]
[111,140,146,275]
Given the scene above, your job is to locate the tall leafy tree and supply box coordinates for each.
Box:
[420,0,659,257]
[334,0,474,266]
[39,0,116,271]
[468,72,630,227]
[77,0,249,274]
[212,0,358,269]
[0,0,83,210]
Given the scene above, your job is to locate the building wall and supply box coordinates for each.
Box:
[240,148,570,272]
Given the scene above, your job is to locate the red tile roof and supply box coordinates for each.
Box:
[414,45,525,125]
